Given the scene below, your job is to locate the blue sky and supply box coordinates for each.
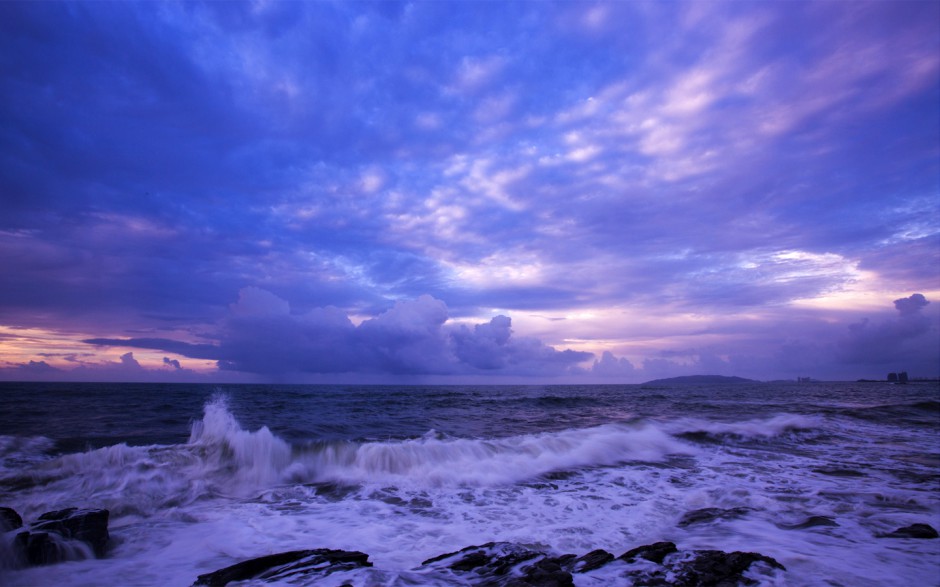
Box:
[1,1,938,383]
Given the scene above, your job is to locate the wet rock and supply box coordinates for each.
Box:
[192,548,372,586]
[32,508,110,556]
[777,515,838,530]
[812,467,866,477]
[3,507,108,567]
[620,541,678,564]
[520,556,574,586]
[570,549,614,573]
[8,529,94,567]
[671,550,785,587]
[877,523,939,539]
[677,507,749,527]
[0,507,23,531]
[421,542,574,586]
[3,531,29,569]
[22,532,64,566]
[186,542,787,586]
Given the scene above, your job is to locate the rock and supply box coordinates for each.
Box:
[570,549,614,573]
[672,550,785,587]
[4,531,29,569]
[812,467,866,477]
[32,508,110,557]
[877,523,939,539]
[677,507,749,527]
[0,507,23,531]
[2,507,108,567]
[193,549,372,586]
[22,532,64,566]
[421,542,574,586]
[776,515,838,530]
[620,541,678,564]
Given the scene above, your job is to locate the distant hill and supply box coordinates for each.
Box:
[641,375,757,386]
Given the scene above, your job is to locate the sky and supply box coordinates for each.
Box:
[1,1,938,384]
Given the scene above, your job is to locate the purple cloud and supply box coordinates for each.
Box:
[77,290,591,379]
[0,1,937,382]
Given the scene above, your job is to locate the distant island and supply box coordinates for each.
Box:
[642,375,757,386]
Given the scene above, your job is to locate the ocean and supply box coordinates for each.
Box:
[0,381,937,586]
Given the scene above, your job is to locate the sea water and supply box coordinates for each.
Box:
[0,382,937,586]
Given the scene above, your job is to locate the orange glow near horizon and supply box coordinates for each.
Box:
[0,325,211,373]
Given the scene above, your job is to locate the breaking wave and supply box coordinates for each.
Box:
[666,413,826,443]
[0,396,697,516]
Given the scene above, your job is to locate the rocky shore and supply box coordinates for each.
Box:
[2,505,937,585]
[1,506,110,567]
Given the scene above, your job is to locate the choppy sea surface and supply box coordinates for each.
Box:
[0,381,938,586]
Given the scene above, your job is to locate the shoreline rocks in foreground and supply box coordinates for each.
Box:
[0,506,110,568]
[3,505,938,585]
[190,540,788,586]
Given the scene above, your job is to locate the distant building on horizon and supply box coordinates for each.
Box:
[887,372,908,384]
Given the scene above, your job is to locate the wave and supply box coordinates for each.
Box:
[287,423,694,487]
[667,413,825,443]
[0,435,55,474]
[0,396,696,516]
[189,396,695,487]
[3,399,839,521]
[837,400,940,426]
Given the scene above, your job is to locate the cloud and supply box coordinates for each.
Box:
[837,293,935,369]
[230,286,292,317]
[591,351,637,378]
[894,292,930,316]
[8,360,61,376]
[83,289,592,379]
[119,352,141,369]
[0,351,203,383]
[0,2,937,383]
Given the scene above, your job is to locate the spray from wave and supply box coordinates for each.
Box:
[0,395,699,518]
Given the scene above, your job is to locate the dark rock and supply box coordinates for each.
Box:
[620,541,678,564]
[32,508,110,556]
[192,549,372,586]
[421,542,574,586]
[812,467,866,477]
[4,531,29,569]
[451,550,494,572]
[513,556,574,586]
[672,550,785,586]
[23,532,65,566]
[677,507,749,527]
[776,515,838,530]
[0,507,23,531]
[570,549,614,573]
[877,523,939,539]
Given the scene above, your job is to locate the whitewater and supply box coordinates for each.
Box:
[0,382,938,586]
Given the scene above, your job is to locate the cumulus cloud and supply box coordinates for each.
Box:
[591,351,637,378]
[837,293,936,373]
[119,352,141,369]
[84,289,592,379]
[231,286,291,317]
[1,2,936,384]
[893,292,929,316]
[7,360,61,376]
[0,351,204,383]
